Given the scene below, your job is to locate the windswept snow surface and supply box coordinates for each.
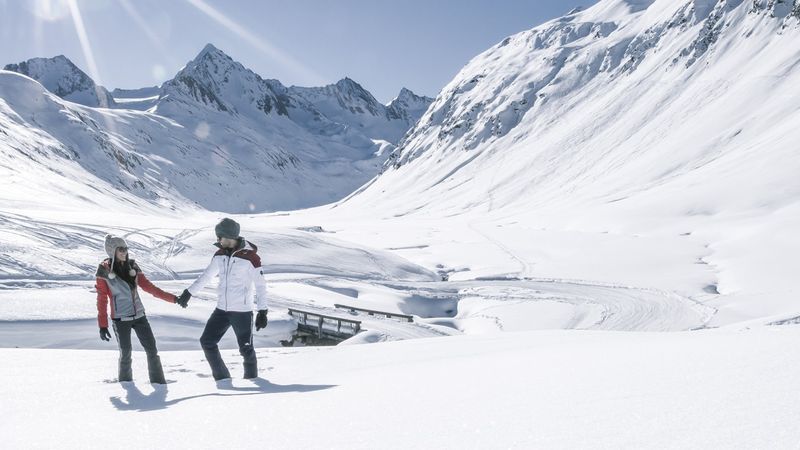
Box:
[0,209,718,350]
[2,327,800,449]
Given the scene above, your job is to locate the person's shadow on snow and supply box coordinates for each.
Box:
[109,382,170,411]
[213,377,330,394]
[110,378,335,411]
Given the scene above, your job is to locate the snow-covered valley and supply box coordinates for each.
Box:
[2,206,798,448]
[2,0,800,447]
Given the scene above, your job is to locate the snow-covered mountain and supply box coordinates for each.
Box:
[4,55,116,108]
[4,6,800,445]
[336,0,800,321]
[356,0,800,213]
[291,78,434,144]
[0,44,432,213]
[157,44,431,144]
[386,87,436,133]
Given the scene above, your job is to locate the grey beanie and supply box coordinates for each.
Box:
[104,234,135,279]
[215,218,240,239]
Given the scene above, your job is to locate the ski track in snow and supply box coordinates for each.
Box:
[461,218,713,331]
[0,276,710,349]
[0,213,714,349]
[467,219,534,277]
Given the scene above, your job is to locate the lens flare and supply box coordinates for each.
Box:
[65,0,105,100]
[184,0,326,86]
[119,0,178,80]
[30,0,71,22]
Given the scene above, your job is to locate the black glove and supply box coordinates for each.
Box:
[100,327,111,341]
[176,289,191,308]
[255,309,268,331]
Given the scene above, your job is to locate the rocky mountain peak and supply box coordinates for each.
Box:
[386,88,434,124]
[160,43,278,115]
[392,87,432,105]
[3,55,114,108]
[331,77,382,115]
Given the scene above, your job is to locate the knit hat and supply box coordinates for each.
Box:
[104,234,135,279]
[215,218,240,239]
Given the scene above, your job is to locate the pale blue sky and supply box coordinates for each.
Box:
[0,0,595,102]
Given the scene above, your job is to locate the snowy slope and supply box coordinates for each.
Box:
[337,0,800,323]
[4,55,116,108]
[361,0,800,210]
[0,70,190,213]
[2,326,800,449]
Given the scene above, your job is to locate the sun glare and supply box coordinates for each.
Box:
[30,0,71,22]
[65,0,100,83]
[119,0,178,82]
[65,0,118,140]
[184,0,326,86]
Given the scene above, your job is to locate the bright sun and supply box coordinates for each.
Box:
[29,0,72,22]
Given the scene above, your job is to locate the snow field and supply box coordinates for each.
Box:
[2,326,799,449]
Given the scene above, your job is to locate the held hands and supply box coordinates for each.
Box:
[100,327,111,341]
[176,289,191,308]
[255,309,268,331]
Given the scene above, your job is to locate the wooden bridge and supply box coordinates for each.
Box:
[334,304,414,323]
[283,308,363,346]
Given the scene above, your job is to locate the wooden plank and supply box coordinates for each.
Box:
[288,308,363,340]
[334,304,414,322]
[288,307,362,325]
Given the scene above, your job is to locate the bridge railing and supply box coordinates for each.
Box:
[288,308,362,339]
[334,304,414,322]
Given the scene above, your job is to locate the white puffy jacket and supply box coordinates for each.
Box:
[188,239,268,312]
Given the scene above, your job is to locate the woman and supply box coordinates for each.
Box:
[95,234,183,384]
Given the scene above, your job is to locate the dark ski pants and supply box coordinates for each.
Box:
[112,316,166,384]
[200,308,257,380]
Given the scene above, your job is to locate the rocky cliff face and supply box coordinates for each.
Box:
[4,55,115,108]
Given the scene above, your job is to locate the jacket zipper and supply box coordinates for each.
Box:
[110,291,134,318]
[224,247,244,311]
[132,280,138,317]
[109,277,134,318]
[224,255,229,310]
[127,267,138,318]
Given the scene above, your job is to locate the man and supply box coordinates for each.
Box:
[177,218,268,380]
